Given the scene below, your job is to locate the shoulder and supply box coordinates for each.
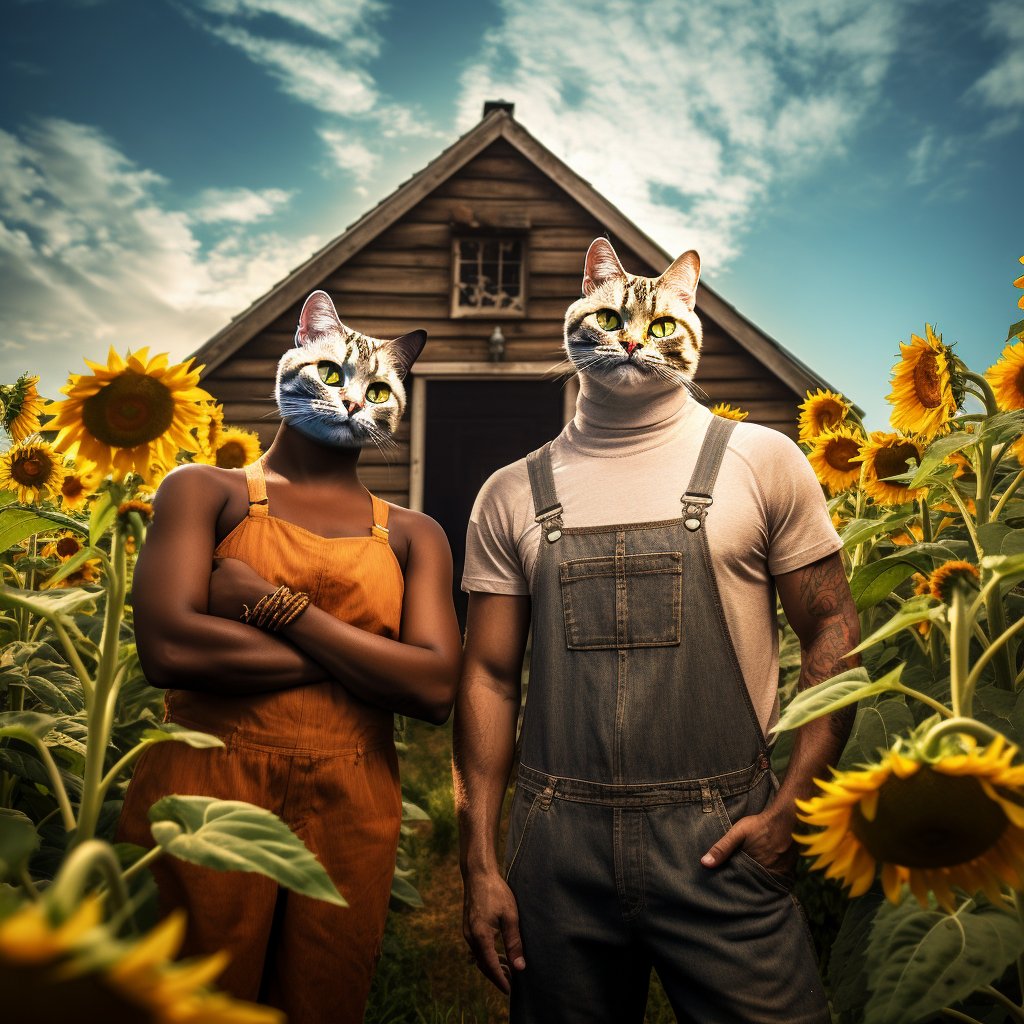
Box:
[387,504,452,553]
[470,456,533,523]
[726,422,811,481]
[152,462,236,510]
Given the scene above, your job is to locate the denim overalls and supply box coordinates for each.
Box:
[505,415,829,1023]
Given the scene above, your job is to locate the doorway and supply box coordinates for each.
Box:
[422,377,567,628]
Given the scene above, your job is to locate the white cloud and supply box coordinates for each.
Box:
[191,186,294,223]
[0,119,320,394]
[968,1,1024,109]
[906,130,959,187]
[318,127,378,179]
[456,0,904,268]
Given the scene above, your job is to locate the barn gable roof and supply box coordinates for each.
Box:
[190,108,839,402]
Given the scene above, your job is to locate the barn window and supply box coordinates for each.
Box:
[451,235,527,317]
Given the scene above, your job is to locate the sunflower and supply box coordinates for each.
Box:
[195,426,262,470]
[886,324,958,439]
[1014,255,1024,310]
[798,388,850,442]
[984,340,1024,412]
[853,432,927,506]
[0,901,281,1023]
[710,402,748,422]
[41,531,85,562]
[890,522,923,547]
[945,449,975,481]
[58,460,101,511]
[795,735,1024,908]
[806,423,865,495]
[0,373,47,442]
[43,347,211,481]
[194,400,225,452]
[928,559,980,604]
[0,438,64,504]
[933,493,976,517]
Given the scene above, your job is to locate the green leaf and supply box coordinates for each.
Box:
[88,490,117,547]
[849,557,922,612]
[841,514,913,551]
[0,584,101,621]
[829,890,884,1020]
[771,665,905,736]
[0,506,86,553]
[864,897,1024,1024]
[0,711,58,743]
[389,872,424,908]
[148,796,346,906]
[0,809,39,882]
[979,409,1024,446]
[401,799,430,822]
[909,433,979,488]
[977,522,1012,559]
[140,724,225,750]
[1007,318,1024,343]
[849,597,944,655]
[44,544,100,588]
[840,699,916,769]
[980,551,1024,583]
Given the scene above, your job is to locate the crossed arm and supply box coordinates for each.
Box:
[132,464,462,724]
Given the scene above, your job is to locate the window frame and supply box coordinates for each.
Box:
[449,230,529,319]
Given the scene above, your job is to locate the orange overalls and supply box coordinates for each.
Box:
[117,457,404,1023]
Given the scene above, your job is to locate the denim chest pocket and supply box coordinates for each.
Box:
[559,550,683,650]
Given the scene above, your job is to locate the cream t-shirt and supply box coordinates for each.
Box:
[461,385,844,736]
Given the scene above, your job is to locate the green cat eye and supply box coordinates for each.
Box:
[648,317,677,339]
[366,383,392,404]
[317,361,344,386]
[595,309,622,332]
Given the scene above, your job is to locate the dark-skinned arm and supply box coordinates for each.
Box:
[131,464,331,695]
[452,592,531,994]
[701,550,860,874]
[273,512,462,725]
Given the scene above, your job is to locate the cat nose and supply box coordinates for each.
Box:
[343,398,363,414]
[623,340,641,355]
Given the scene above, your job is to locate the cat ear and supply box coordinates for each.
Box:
[582,238,627,296]
[388,330,427,379]
[658,250,701,310]
[296,290,343,347]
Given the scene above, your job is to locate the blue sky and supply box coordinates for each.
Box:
[2,0,1022,431]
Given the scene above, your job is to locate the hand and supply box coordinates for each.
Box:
[462,869,526,995]
[700,806,798,878]
[208,556,275,620]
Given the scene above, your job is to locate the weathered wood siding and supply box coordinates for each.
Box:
[200,138,802,506]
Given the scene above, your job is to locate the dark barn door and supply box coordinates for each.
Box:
[423,377,566,629]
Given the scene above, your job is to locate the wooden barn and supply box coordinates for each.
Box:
[190,101,849,619]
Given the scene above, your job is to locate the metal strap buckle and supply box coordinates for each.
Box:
[680,492,713,532]
[534,503,564,543]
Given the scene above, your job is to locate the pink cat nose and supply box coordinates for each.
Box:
[624,340,640,355]
[343,398,363,414]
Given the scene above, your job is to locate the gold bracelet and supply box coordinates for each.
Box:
[239,584,310,632]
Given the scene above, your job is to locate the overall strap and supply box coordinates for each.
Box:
[243,459,269,518]
[370,494,390,542]
[526,442,564,543]
[680,415,738,532]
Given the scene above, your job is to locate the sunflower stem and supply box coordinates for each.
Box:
[962,370,1001,419]
[981,986,1024,1022]
[940,1010,985,1024]
[47,839,130,920]
[121,844,163,884]
[893,683,952,718]
[936,480,981,559]
[73,528,126,846]
[21,733,76,832]
[51,617,94,701]
[964,613,1024,700]
[919,496,932,544]
[921,717,1004,758]
[949,588,971,717]
[993,468,1024,521]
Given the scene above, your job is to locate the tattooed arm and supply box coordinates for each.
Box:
[701,550,860,875]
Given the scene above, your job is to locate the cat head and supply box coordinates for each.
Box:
[274,290,426,448]
[563,238,702,391]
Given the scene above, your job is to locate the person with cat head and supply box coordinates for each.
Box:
[117,290,462,1024]
[454,238,859,1022]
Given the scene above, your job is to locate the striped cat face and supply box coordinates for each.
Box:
[275,290,425,449]
[564,238,702,391]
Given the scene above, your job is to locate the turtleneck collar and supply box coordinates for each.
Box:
[562,373,708,458]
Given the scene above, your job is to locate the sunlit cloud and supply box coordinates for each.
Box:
[968,1,1024,110]
[456,0,904,268]
[0,119,320,392]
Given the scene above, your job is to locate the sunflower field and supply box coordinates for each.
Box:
[0,259,1023,1023]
